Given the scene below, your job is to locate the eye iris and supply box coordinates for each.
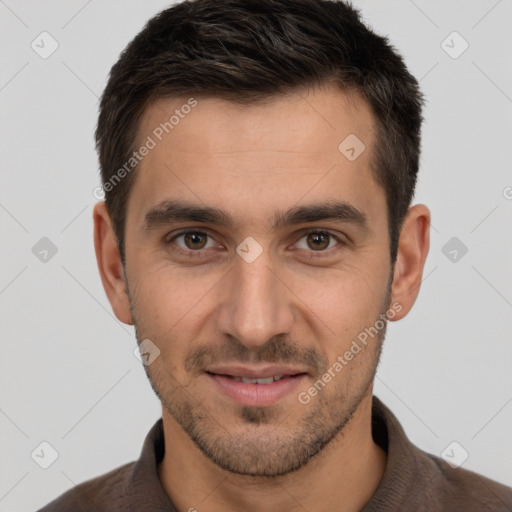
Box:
[185,232,207,249]
[307,232,329,250]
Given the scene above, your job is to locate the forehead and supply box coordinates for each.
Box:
[138,84,374,158]
[127,83,385,232]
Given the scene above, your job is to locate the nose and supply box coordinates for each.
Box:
[216,250,295,348]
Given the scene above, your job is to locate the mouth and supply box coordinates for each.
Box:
[205,365,308,407]
[223,375,289,384]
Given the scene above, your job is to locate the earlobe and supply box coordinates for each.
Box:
[389,204,431,322]
[93,202,134,325]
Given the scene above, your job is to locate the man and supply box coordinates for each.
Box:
[39,0,512,510]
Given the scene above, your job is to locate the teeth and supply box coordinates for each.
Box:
[232,375,285,384]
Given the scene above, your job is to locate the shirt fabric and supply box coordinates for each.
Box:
[38,396,512,511]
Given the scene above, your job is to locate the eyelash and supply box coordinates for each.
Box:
[166,228,345,258]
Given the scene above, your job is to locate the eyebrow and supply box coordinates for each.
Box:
[143,199,369,233]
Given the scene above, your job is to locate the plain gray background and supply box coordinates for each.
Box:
[1,1,511,510]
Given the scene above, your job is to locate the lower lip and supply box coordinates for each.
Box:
[208,373,307,407]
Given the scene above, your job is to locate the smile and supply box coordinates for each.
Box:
[205,365,308,406]
[230,375,286,384]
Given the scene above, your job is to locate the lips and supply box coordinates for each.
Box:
[206,364,307,380]
[205,365,308,406]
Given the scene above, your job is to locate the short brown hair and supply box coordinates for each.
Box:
[95,0,424,262]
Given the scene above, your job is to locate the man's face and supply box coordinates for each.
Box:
[123,84,392,476]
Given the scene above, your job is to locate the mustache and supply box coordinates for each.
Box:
[184,335,327,375]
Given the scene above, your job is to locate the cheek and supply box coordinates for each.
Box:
[129,262,222,342]
[291,264,389,357]
[297,260,388,316]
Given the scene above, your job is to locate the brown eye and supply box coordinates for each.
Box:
[184,232,208,249]
[306,232,330,250]
[167,230,219,256]
[295,230,343,254]
[169,230,216,252]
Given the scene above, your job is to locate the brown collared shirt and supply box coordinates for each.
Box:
[38,396,512,511]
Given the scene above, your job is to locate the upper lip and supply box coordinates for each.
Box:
[206,365,307,379]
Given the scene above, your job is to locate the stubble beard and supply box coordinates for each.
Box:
[134,317,388,477]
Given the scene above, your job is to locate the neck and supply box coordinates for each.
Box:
[158,389,386,512]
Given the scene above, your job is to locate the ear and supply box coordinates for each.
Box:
[93,202,134,325]
[389,204,430,321]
